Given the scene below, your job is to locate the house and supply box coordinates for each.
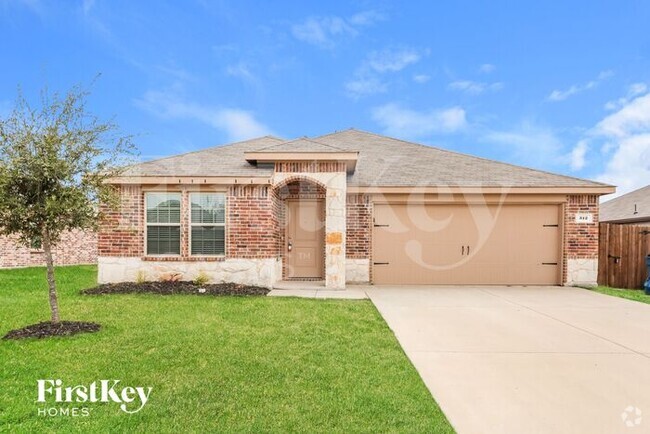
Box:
[98,129,614,288]
[600,184,650,225]
[0,230,97,268]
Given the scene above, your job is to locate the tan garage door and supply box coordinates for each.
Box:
[373,203,561,285]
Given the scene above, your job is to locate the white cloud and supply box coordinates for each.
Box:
[366,47,422,73]
[372,103,467,138]
[577,92,650,195]
[547,70,614,102]
[594,92,650,137]
[604,82,647,110]
[479,63,496,74]
[413,74,430,84]
[345,47,425,98]
[448,80,503,95]
[569,140,588,170]
[348,10,385,26]
[483,121,566,168]
[225,63,257,83]
[291,10,384,48]
[135,89,272,142]
[345,77,387,98]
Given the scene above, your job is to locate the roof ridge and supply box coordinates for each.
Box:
[125,135,286,169]
[318,128,613,188]
[256,136,346,152]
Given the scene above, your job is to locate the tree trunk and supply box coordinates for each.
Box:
[42,228,60,324]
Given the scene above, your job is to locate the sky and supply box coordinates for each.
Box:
[1,0,649,197]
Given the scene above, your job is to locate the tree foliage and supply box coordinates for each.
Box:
[0,84,135,244]
[0,83,136,323]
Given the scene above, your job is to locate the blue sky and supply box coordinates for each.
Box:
[1,0,649,195]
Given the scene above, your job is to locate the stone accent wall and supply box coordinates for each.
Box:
[227,185,279,259]
[563,194,599,286]
[98,185,144,257]
[346,194,371,259]
[98,257,279,288]
[0,230,97,268]
[346,258,370,283]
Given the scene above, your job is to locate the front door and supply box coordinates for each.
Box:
[286,200,324,278]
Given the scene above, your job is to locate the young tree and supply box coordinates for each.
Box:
[0,84,135,324]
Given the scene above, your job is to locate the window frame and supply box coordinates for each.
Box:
[189,192,227,257]
[144,191,182,257]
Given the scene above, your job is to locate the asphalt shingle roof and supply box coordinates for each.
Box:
[600,185,650,223]
[121,129,610,188]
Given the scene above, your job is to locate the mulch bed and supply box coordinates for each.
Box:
[3,321,101,340]
[81,281,270,296]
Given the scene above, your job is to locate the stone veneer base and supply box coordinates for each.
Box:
[346,258,370,284]
[565,258,598,287]
[98,257,281,289]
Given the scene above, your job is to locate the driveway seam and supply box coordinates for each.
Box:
[477,287,650,360]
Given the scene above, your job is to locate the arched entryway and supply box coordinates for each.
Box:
[275,178,327,280]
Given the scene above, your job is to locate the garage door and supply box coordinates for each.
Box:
[372,203,561,285]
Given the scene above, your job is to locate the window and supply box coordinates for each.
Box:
[190,193,225,255]
[146,192,181,255]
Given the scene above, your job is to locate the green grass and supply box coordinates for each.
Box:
[589,285,650,305]
[0,265,453,433]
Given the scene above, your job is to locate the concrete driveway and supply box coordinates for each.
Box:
[367,286,650,434]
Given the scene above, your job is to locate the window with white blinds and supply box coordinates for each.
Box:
[190,193,225,255]
[146,192,181,255]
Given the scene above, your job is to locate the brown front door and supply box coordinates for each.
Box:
[286,200,324,278]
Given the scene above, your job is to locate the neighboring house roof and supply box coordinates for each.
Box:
[120,129,612,189]
[600,185,650,223]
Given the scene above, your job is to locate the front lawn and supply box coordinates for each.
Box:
[0,265,453,433]
[589,285,650,305]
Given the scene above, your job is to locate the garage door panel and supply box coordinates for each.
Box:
[373,204,561,285]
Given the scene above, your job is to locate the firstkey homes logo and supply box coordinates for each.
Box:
[36,379,153,417]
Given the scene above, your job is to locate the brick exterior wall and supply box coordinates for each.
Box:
[0,230,97,268]
[346,194,371,259]
[275,161,347,173]
[562,194,599,283]
[227,185,279,259]
[97,183,601,286]
[98,185,144,257]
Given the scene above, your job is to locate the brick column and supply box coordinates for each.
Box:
[563,194,599,286]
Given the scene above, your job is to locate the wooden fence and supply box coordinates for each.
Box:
[598,223,650,289]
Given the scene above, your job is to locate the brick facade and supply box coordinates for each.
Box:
[346,194,371,259]
[227,185,279,259]
[98,185,144,257]
[97,184,602,286]
[0,230,97,268]
[562,194,599,283]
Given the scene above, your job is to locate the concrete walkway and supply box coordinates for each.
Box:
[268,281,369,299]
[367,286,650,434]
